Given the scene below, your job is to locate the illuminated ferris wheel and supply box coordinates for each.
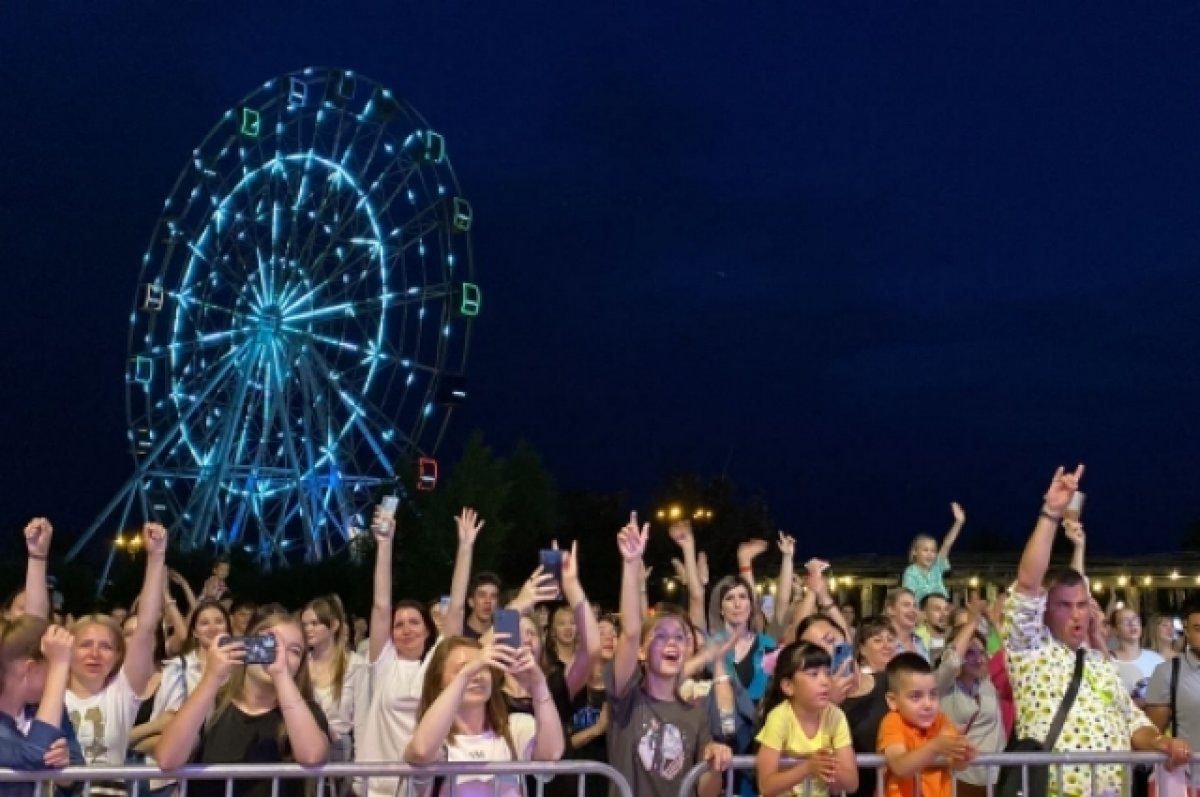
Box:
[68,68,479,569]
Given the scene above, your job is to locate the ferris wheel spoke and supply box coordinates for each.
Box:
[301,346,407,475]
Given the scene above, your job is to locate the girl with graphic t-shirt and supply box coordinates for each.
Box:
[154,613,329,797]
[66,522,168,797]
[355,506,484,797]
[405,636,564,797]
[607,513,733,797]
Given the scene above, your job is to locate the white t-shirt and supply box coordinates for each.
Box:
[157,651,204,714]
[313,651,367,742]
[1116,649,1166,701]
[414,713,537,797]
[356,639,441,797]
[66,668,142,765]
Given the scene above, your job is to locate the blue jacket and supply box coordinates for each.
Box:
[0,706,84,797]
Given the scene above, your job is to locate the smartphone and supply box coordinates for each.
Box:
[220,634,277,665]
[438,595,451,614]
[831,641,855,674]
[379,495,400,517]
[1064,491,1086,522]
[539,549,563,597]
[493,609,521,648]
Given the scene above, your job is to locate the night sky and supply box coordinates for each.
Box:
[2,3,1198,563]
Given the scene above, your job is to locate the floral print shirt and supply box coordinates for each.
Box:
[1004,587,1154,797]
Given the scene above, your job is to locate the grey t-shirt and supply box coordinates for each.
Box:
[1147,652,1200,748]
[605,665,713,797]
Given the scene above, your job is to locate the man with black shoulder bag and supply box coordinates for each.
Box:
[1001,465,1190,797]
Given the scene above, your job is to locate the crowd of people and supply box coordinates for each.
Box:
[0,464,1196,797]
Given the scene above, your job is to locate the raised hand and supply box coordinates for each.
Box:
[462,641,518,681]
[510,567,559,614]
[696,551,710,587]
[509,645,547,693]
[1043,464,1085,515]
[737,539,769,566]
[617,513,649,563]
[143,522,168,557]
[950,502,966,525]
[561,540,581,587]
[671,557,687,581]
[40,625,74,667]
[370,505,396,540]
[668,519,695,549]
[205,636,247,687]
[455,507,485,545]
[262,627,296,683]
[1063,519,1085,547]
[777,531,796,558]
[168,568,188,586]
[24,517,52,559]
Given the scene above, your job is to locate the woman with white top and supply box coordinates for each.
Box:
[302,595,365,778]
[355,505,482,797]
[66,522,166,797]
[405,637,564,797]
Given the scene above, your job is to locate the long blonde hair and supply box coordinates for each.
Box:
[208,612,314,751]
[304,595,349,703]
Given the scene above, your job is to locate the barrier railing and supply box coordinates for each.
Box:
[0,752,1188,797]
[679,751,1197,797]
[0,761,633,797]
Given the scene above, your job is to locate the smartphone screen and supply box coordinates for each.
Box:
[379,495,400,517]
[220,634,277,665]
[831,641,854,674]
[493,609,521,648]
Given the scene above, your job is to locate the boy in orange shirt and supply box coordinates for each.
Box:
[877,652,977,797]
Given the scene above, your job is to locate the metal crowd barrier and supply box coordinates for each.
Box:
[0,761,632,797]
[679,751,1198,797]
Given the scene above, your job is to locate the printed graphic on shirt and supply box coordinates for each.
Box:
[70,705,108,763]
[636,718,687,781]
[572,705,600,733]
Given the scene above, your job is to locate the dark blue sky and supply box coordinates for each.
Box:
[2,2,1198,560]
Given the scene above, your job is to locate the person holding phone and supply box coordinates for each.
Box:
[356,506,480,797]
[933,601,1003,797]
[404,636,564,797]
[154,611,329,796]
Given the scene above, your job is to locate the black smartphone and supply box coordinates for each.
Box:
[539,548,563,597]
[220,634,277,665]
[493,609,521,649]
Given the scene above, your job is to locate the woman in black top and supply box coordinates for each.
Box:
[155,612,329,797]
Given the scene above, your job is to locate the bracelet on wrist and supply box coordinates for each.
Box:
[28,554,47,561]
[1039,509,1062,523]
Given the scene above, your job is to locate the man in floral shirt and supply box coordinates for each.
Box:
[1005,464,1190,797]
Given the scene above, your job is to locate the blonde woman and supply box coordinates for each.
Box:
[302,595,365,768]
[66,522,167,796]
[155,612,329,797]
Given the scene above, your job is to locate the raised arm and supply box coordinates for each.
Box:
[1063,519,1086,579]
[35,626,74,728]
[939,502,966,561]
[668,520,707,631]
[266,627,329,766]
[561,541,600,698]
[736,539,769,592]
[442,507,485,638]
[125,522,168,694]
[405,643,516,762]
[168,568,198,614]
[162,571,190,657]
[155,639,245,770]
[612,513,649,699]
[774,532,796,629]
[1015,465,1083,597]
[511,646,565,761]
[23,518,53,620]
[368,506,397,663]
